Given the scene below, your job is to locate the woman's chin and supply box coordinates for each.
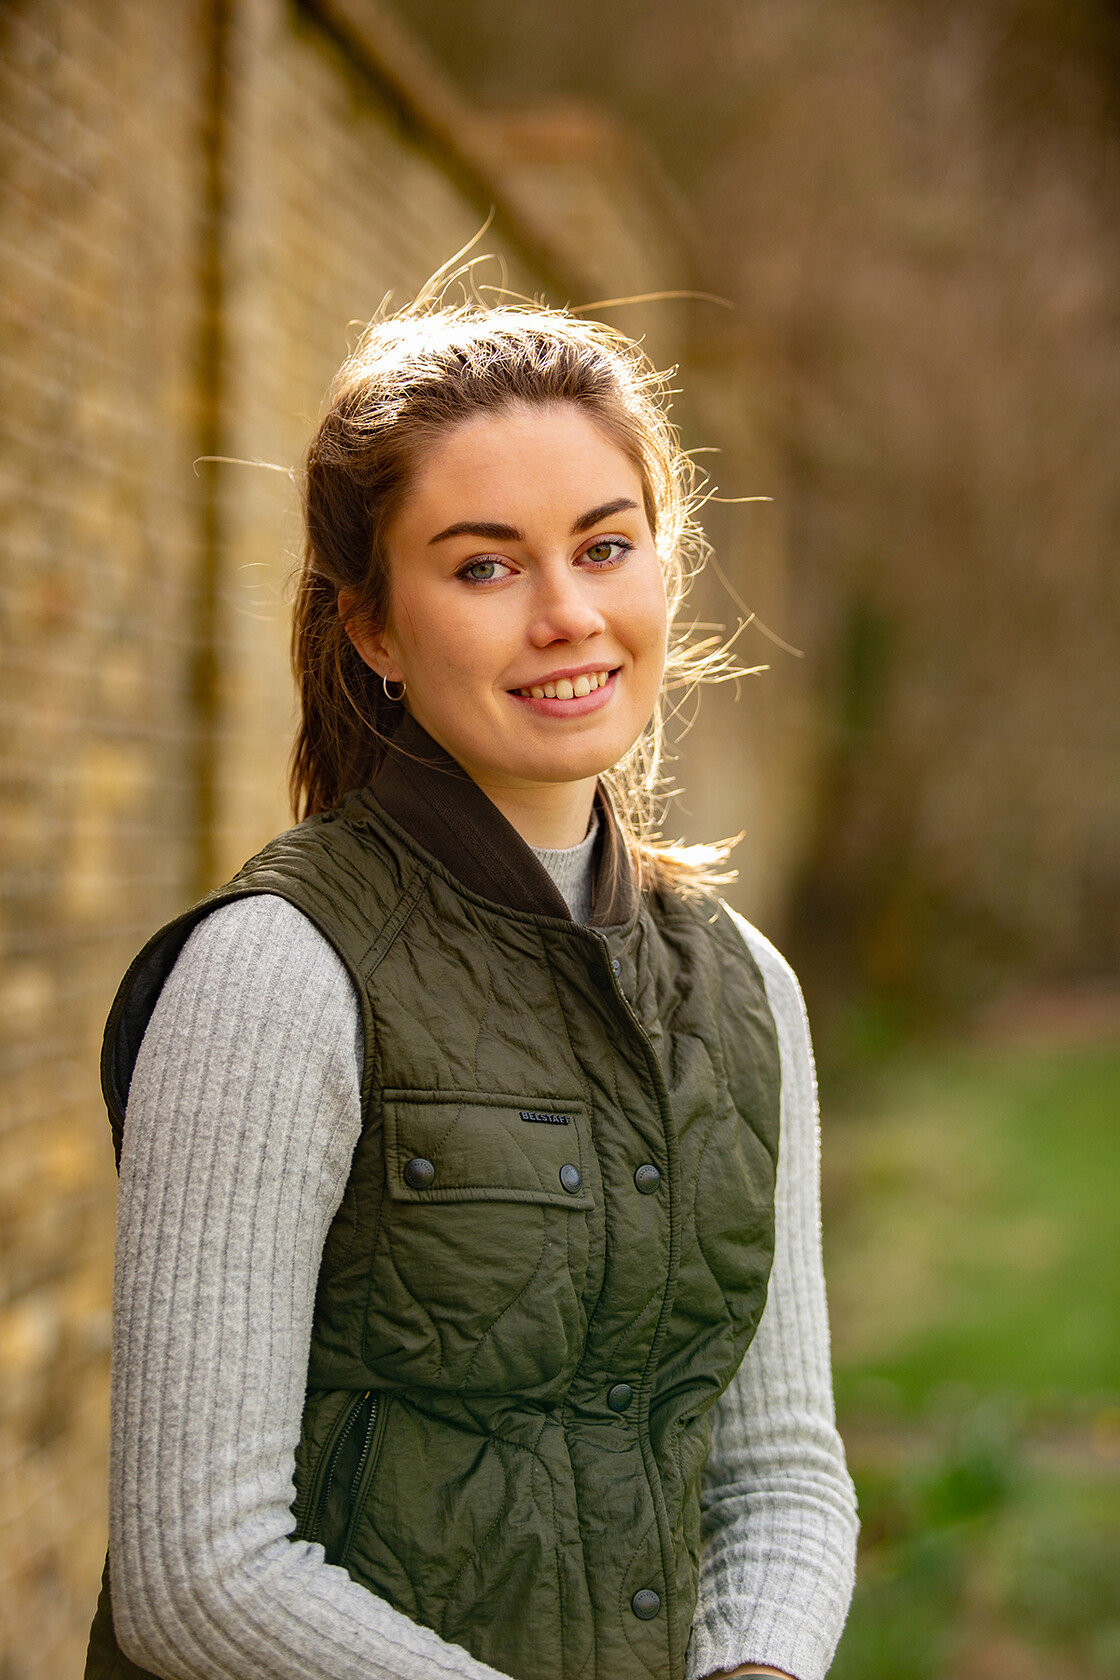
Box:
[458,742,624,795]
[504,726,644,788]
[426,707,644,794]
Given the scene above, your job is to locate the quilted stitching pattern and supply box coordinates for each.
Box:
[107,797,780,1680]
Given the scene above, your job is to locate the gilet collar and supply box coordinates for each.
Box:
[365,713,638,929]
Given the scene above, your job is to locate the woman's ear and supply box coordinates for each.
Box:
[338,590,402,683]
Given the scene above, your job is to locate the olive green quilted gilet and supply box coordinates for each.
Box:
[87,776,780,1680]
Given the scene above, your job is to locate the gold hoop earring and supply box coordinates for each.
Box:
[382,675,406,702]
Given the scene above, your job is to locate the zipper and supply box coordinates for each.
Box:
[338,1392,383,1563]
[346,1393,380,1512]
[309,1390,373,1543]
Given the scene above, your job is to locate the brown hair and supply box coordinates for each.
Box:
[290,298,736,890]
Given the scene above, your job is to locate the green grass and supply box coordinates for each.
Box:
[820,1040,1120,1677]
[831,1425,1120,1680]
[823,1043,1120,1409]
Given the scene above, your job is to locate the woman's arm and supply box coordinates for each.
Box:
[110,894,505,1680]
[686,913,859,1680]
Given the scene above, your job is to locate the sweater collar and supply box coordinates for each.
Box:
[364,712,638,928]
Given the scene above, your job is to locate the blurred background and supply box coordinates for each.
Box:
[1,0,1118,1674]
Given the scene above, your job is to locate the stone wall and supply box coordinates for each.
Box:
[0,3,785,1671]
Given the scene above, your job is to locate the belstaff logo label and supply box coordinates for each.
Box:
[519,1110,571,1125]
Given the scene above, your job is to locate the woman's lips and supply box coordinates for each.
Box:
[507,667,619,718]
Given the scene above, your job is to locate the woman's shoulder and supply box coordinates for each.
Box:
[179,887,340,944]
[130,798,405,1027]
[717,903,810,1032]
[132,895,364,1120]
[172,893,358,1006]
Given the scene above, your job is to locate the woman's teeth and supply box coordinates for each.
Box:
[517,670,612,700]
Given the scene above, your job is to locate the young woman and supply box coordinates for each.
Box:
[86,303,858,1680]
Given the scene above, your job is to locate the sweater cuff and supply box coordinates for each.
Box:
[686,1582,850,1680]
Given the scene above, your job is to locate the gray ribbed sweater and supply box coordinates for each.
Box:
[108,851,857,1680]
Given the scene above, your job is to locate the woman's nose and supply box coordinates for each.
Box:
[528,567,606,647]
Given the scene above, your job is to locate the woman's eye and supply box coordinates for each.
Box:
[459,557,515,584]
[581,538,632,567]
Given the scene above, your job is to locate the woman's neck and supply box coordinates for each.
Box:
[468,773,598,850]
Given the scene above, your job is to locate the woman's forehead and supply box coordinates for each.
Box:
[394,405,649,538]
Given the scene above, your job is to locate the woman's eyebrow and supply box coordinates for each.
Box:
[428,519,523,545]
[571,497,639,534]
[428,498,639,546]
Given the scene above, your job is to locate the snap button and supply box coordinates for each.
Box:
[607,1382,633,1413]
[559,1163,583,1194]
[611,957,621,975]
[634,1163,661,1194]
[631,1588,661,1620]
[403,1157,435,1190]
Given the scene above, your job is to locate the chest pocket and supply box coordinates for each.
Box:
[363,1090,595,1398]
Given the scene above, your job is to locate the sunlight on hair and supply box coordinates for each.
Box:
[291,254,778,896]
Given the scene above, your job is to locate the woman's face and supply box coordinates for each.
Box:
[353,402,669,811]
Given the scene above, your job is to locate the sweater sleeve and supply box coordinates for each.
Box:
[685,912,859,1680]
[109,893,507,1680]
